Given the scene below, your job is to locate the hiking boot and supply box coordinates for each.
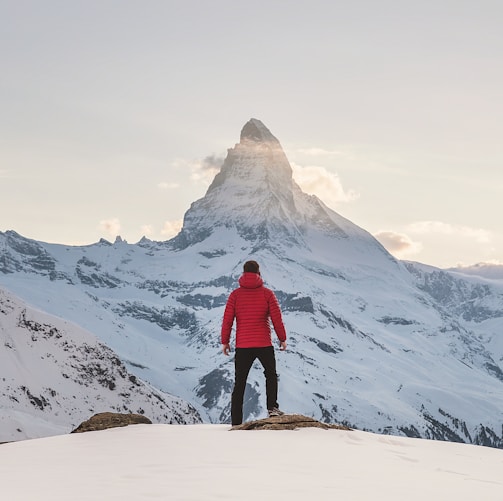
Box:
[268,407,285,417]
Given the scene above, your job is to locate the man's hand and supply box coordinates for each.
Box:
[222,343,231,356]
[279,341,287,351]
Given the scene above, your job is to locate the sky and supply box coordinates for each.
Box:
[1,0,502,268]
[1,424,503,500]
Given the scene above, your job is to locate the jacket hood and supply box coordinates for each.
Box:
[238,272,264,289]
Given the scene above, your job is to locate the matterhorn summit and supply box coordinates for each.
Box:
[173,119,392,270]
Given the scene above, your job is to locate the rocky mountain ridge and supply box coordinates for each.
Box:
[0,287,201,441]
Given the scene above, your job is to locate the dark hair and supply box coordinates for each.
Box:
[243,260,260,274]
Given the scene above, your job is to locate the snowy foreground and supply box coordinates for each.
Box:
[1,425,503,500]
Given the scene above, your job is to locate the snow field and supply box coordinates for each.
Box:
[1,424,503,501]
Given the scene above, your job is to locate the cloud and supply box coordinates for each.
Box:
[140,224,154,237]
[98,217,121,236]
[455,260,503,268]
[291,163,359,207]
[450,261,503,279]
[374,231,423,258]
[480,259,503,265]
[157,182,180,190]
[296,147,345,157]
[160,219,183,238]
[172,155,224,186]
[201,155,224,170]
[408,221,492,243]
[190,155,224,183]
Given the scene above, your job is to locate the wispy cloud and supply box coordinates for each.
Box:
[140,224,154,237]
[98,217,121,236]
[157,182,180,190]
[456,260,503,268]
[450,261,503,279]
[374,231,423,258]
[172,155,224,186]
[408,221,492,243]
[296,147,345,157]
[160,219,183,238]
[291,163,359,207]
[190,155,224,184]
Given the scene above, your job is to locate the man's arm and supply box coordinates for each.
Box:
[267,290,287,344]
[221,291,236,355]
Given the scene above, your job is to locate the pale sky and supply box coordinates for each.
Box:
[1,0,502,268]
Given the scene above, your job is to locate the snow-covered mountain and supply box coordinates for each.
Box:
[0,287,201,441]
[1,118,503,446]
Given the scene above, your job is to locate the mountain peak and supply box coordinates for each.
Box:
[240,118,279,144]
[170,119,382,255]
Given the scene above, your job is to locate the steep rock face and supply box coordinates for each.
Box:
[0,230,56,275]
[405,262,503,323]
[172,119,388,263]
[173,119,298,248]
[1,119,503,448]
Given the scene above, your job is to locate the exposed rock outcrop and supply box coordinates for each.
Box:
[231,414,351,431]
[72,412,152,433]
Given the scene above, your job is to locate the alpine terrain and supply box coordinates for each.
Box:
[0,287,201,441]
[1,119,503,446]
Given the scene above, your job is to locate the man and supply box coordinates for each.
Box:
[221,260,287,426]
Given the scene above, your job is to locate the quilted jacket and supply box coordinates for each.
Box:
[221,272,287,348]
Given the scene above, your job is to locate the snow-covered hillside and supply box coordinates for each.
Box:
[1,424,502,501]
[1,118,503,446]
[0,288,201,441]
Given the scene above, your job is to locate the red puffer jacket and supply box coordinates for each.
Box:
[221,272,287,348]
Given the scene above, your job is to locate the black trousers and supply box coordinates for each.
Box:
[231,346,278,426]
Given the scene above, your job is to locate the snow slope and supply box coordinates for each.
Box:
[0,287,201,441]
[1,424,502,501]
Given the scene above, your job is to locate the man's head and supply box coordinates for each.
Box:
[243,260,260,274]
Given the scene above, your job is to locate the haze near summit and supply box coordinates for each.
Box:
[1,1,502,269]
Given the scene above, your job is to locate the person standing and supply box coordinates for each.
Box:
[221,260,287,425]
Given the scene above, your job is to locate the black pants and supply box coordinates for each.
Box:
[231,346,278,426]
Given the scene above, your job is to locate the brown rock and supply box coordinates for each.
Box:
[71,412,152,433]
[230,414,351,431]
